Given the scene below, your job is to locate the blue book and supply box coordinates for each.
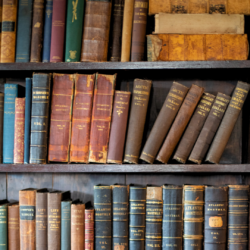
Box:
[42,0,53,62]
[3,84,18,164]
[24,78,32,164]
[61,200,72,250]
[15,0,33,62]
[0,203,8,250]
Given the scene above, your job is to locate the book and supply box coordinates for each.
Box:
[147,34,249,61]
[8,203,20,250]
[0,0,2,60]
[61,200,72,250]
[107,91,131,164]
[15,0,33,62]
[0,93,3,163]
[124,79,152,164]
[140,82,189,164]
[81,0,112,62]
[88,74,116,163]
[0,201,8,250]
[85,207,94,250]
[29,73,51,164]
[48,74,74,162]
[65,0,84,62]
[156,84,204,164]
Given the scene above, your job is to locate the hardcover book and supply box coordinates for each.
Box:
[8,203,20,250]
[0,202,8,250]
[85,207,94,250]
[0,93,3,163]
[61,200,72,250]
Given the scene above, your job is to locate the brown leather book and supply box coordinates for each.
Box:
[140,82,189,164]
[173,93,215,164]
[189,93,231,164]
[206,81,250,164]
[70,74,95,163]
[85,208,94,250]
[48,74,74,162]
[156,84,204,164]
[88,74,116,163]
[8,204,20,250]
[107,91,131,164]
[124,79,152,164]
[30,0,45,62]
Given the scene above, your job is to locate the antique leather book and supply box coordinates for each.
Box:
[124,79,152,164]
[88,74,116,163]
[85,208,94,250]
[8,203,20,250]
[0,93,3,163]
[147,34,249,61]
[30,0,45,62]
[0,202,8,250]
[189,93,231,164]
[173,93,215,164]
[140,82,188,164]
[156,84,204,164]
[81,0,112,62]
[206,81,250,164]
[107,91,131,164]
[49,74,74,162]
[70,74,95,163]
[61,200,72,250]
[162,185,183,250]
[145,186,163,250]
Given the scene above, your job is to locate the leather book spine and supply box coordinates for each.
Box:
[61,201,72,250]
[189,93,231,164]
[14,98,25,164]
[140,81,189,164]
[209,0,227,13]
[71,204,85,250]
[94,186,112,250]
[129,186,146,250]
[88,74,116,163]
[107,91,131,164]
[0,93,4,163]
[81,0,112,62]
[30,73,51,164]
[204,186,228,250]
[145,187,163,250]
[48,74,74,162]
[124,79,152,164]
[173,93,215,163]
[85,209,94,250]
[30,0,45,62]
[15,0,33,62]
[228,185,249,250]
[65,0,84,62]
[70,74,95,163]
[130,0,148,61]
[112,185,129,250]
[19,189,36,250]
[8,205,20,250]
[50,0,66,62]
[162,185,183,250]
[156,84,204,164]
[183,185,204,250]
[42,0,53,62]
[206,81,250,164]
[0,204,8,250]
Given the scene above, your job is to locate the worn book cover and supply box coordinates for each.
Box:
[8,203,20,250]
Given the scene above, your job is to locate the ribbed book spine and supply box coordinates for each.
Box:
[61,201,72,250]
[8,204,20,250]
[0,204,8,250]
[0,93,4,163]
[85,209,94,250]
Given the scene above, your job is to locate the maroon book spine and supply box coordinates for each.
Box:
[85,209,94,250]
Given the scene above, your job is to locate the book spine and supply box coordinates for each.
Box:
[85,209,94,250]
[0,205,8,250]
[61,201,72,250]
[30,0,45,62]
[0,93,4,163]
[209,0,227,14]
[94,186,112,250]
[162,185,183,250]
[107,91,131,164]
[156,84,204,164]
[113,185,129,250]
[15,0,33,62]
[145,187,163,250]
[206,81,250,164]
[8,205,20,250]
[124,79,152,164]
[88,74,116,163]
[173,93,215,163]
[30,73,51,164]
[42,0,53,62]
[81,0,112,62]
[70,74,95,163]
[140,81,189,164]
[3,84,18,164]
[50,0,66,62]
[0,0,2,60]
[65,0,84,62]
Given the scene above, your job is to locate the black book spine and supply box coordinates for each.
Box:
[204,186,228,250]
[129,186,146,250]
[162,185,183,250]
[113,185,129,250]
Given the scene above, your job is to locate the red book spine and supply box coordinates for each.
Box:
[85,209,94,250]
[14,98,25,163]
[50,0,66,62]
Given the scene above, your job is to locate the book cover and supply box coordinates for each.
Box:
[0,203,8,250]
[61,200,72,250]
[0,93,4,163]
[85,208,94,250]
[8,204,20,250]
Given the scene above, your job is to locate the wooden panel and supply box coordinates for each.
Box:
[0,174,6,200]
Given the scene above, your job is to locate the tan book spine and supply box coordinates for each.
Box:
[8,204,20,250]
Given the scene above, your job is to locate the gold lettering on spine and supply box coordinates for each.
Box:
[72,0,78,22]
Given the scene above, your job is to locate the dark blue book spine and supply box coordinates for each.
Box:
[42,0,53,62]
[61,201,72,250]
[3,84,18,164]
[15,0,33,62]
[0,204,7,250]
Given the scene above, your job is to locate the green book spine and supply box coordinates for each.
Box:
[0,204,7,250]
